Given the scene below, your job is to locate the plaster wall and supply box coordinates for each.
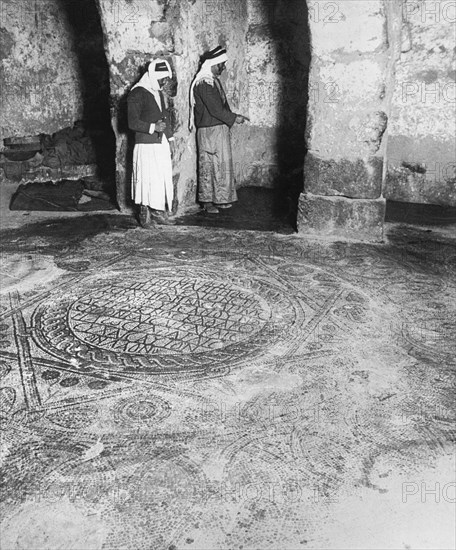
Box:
[0,0,83,142]
[385,0,456,206]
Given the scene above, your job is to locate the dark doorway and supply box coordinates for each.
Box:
[58,0,116,190]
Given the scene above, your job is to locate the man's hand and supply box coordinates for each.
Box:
[235,114,249,124]
[155,120,167,133]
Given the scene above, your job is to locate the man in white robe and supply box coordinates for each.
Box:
[128,59,175,227]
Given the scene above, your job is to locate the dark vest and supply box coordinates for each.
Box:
[127,87,173,144]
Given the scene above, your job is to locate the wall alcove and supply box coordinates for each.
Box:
[58,0,116,187]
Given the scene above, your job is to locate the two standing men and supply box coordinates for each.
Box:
[127,47,247,226]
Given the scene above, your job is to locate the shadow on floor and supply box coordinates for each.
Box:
[175,187,295,234]
[0,214,138,255]
[0,187,294,258]
[384,223,456,273]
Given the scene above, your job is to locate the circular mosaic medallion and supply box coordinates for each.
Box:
[112,396,171,427]
[32,271,301,377]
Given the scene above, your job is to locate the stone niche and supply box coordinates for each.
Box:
[2,0,454,240]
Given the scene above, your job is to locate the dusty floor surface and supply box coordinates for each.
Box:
[0,210,455,550]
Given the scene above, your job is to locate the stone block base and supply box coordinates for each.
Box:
[297,193,385,242]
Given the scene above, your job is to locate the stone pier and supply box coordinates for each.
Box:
[298,0,389,241]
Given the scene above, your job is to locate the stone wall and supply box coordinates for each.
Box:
[0,0,83,142]
[385,0,456,206]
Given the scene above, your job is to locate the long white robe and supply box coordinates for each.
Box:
[131,137,173,211]
[130,87,173,212]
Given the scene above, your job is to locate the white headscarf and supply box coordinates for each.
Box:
[188,51,228,132]
[132,59,172,108]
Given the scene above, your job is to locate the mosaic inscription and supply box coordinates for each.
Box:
[69,278,271,355]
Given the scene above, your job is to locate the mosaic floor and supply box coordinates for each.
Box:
[0,218,455,550]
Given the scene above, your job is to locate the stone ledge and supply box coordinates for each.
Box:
[297,193,385,242]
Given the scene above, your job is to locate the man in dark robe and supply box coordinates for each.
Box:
[189,46,248,214]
